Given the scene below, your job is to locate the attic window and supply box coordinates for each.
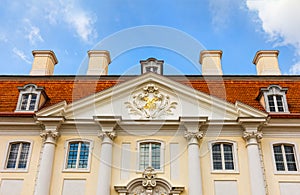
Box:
[15,84,48,112]
[140,58,163,75]
[259,85,289,113]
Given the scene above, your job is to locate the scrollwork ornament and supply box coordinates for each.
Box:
[98,131,117,141]
[125,84,177,119]
[243,131,263,142]
[184,131,203,141]
[40,130,60,143]
[142,167,157,189]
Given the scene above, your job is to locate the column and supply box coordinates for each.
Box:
[96,131,116,195]
[243,130,266,195]
[184,131,203,195]
[94,116,120,195]
[34,117,64,195]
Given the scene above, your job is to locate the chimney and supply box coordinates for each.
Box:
[253,50,281,75]
[200,50,223,75]
[30,50,58,75]
[87,50,111,75]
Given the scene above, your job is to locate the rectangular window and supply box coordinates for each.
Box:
[273,144,297,171]
[66,142,90,169]
[212,143,234,171]
[6,142,30,169]
[139,142,161,171]
[268,95,284,112]
[20,93,37,111]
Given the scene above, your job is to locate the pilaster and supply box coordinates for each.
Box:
[34,116,64,195]
[94,116,120,195]
[238,117,266,195]
[181,117,206,195]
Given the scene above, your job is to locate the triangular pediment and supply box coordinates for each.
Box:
[36,73,267,120]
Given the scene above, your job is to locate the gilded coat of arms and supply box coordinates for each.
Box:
[125,84,177,119]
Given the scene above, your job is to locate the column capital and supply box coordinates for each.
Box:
[184,131,203,145]
[35,116,64,144]
[40,130,60,144]
[98,131,117,141]
[243,131,263,142]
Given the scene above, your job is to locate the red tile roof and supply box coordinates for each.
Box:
[0,76,300,116]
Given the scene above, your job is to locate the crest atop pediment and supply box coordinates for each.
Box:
[125,83,177,119]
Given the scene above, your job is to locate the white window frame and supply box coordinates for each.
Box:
[271,141,300,174]
[136,139,165,173]
[1,140,33,172]
[209,140,239,173]
[261,85,289,113]
[63,139,93,173]
[140,58,163,75]
[15,84,45,112]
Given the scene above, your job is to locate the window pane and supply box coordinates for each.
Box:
[67,143,78,168]
[223,144,234,170]
[284,145,297,171]
[276,95,284,112]
[139,143,150,170]
[273,145,285,171]
[6,143,20,168]
[151,143,161,169]
[18,143,30,168]
[268,96,276,112]
[20,94,29,110]
[29,94,37,110]
[78,142,89,168]
[212,144,222,170]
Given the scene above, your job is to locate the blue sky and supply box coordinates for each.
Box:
[0,0,300,75]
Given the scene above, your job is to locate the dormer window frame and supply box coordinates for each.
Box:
[140,58,164,75]
[15,84,47,112]
[260,85,289,113]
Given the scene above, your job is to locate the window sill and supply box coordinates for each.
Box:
[62,169,91,173]
[274,171,300,175]
[136,169,164,174]
[211,170,239,174]
[1,169,28,173]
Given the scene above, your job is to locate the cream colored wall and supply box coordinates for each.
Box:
[201,137,252,195]
[111,135,189,195]
[50,135,100,195]
[262,138,300,195]
[0,136,42,195]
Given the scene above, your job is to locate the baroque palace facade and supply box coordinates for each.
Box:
[0,50,300,195]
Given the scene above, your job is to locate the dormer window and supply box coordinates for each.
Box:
[16,84,48,112]
[259,85,289,113]
[140,58,163,75]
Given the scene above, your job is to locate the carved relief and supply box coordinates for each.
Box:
[98,131,117,141]
[184,131,203,141]
[40,130,60,143]
[243,131,263,141]
[125,84,177,119]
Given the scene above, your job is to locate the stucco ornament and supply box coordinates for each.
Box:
[142,167,157,189]
[125,84,177,119]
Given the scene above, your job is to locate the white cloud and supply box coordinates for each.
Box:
[44,1,97,43]
[289,62,300,74]
[246,0,300,55]
[12,48,31,64]
[209,0,243,31]
[24,19,44,45]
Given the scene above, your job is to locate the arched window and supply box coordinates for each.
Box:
[209,140,239,172]
[15,84,47,112]
[4,141,32,171]
[63,139,93,172]
[137,140,164,172]
[259,85,289,113]
[272,143,299,172]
